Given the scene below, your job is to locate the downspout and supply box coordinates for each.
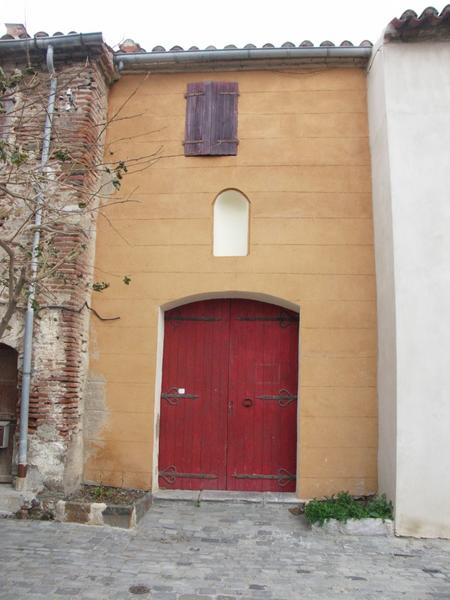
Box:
[16,45,57,488]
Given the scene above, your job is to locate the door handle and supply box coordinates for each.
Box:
[242,398,253,408]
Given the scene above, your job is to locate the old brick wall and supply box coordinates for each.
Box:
[0,48,113,492]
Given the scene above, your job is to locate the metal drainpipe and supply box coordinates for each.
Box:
[16,45,57,487]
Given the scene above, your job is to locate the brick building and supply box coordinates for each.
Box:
[0,26,114,492]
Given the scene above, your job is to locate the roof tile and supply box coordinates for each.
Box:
[2,22,376,56]
[386,4,450,40]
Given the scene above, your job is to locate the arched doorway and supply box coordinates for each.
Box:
[158,299,299,492]
[0,344,18,483]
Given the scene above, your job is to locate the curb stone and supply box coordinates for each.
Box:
[311,517,394,536]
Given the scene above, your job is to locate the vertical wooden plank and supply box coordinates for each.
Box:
[184,82,209,156]
[210,81,239,156]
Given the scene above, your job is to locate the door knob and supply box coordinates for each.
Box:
[242,398,253,408]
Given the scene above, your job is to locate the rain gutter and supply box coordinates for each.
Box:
[0,32,104,55]
[115,46,372,73]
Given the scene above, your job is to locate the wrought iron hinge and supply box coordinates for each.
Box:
[166,314,222,322]
[232,469,296,487]
[236,311,299,328]
[159,465,218,484]
[256,389,297,407]
[182,139,204,145]
[161,387,198,406]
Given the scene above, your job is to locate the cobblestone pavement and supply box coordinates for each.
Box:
[0,500,449,600]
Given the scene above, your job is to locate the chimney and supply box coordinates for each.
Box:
[118,39,145,54]
[5,23,29,39]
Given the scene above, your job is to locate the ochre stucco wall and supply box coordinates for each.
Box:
[86,67,377,497]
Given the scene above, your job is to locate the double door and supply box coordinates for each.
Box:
[158,299,298,492]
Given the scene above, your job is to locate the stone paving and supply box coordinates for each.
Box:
[0,500,449,600]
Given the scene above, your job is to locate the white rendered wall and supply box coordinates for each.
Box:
[368,40,450,538]
[367,40,397,509]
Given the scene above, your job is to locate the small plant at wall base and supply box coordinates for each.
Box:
[304,492,393,526]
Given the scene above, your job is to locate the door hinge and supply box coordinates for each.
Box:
[256,389,297,407]
[159,465,218,484]
[232,469,296,487]
[236,311,299,327]
[161,387,198,406]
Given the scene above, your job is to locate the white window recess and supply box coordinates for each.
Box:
[213,189,249,257]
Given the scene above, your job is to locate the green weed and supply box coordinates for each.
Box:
[304,491,393,526]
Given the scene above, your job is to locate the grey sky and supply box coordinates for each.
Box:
[3,1,447,50]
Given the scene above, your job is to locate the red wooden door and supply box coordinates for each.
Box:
[0,344,18,483]
[158,299,298,492]
[158,300,230,490]
[227,300,298,491]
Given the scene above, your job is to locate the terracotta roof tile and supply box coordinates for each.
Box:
[1,23,375,54]
[385,4,450,40]
[1,26,83,41]
[116,38,373,55]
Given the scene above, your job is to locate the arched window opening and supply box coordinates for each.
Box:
[213,189,249,256]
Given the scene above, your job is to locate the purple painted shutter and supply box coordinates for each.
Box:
[184,81,239,156]
[184,82,209,156]
[210,81,239,156]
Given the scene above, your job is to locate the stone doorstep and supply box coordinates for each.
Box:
[311,517,394,536]
[54,491,152,529]
[153,489,300,505]
[0,484,36,516]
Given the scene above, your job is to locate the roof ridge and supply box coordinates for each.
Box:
[117,39,373,54]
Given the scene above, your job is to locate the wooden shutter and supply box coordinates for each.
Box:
[210,81,239,156]
[184,82,209,156]
[184,81,239,156]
